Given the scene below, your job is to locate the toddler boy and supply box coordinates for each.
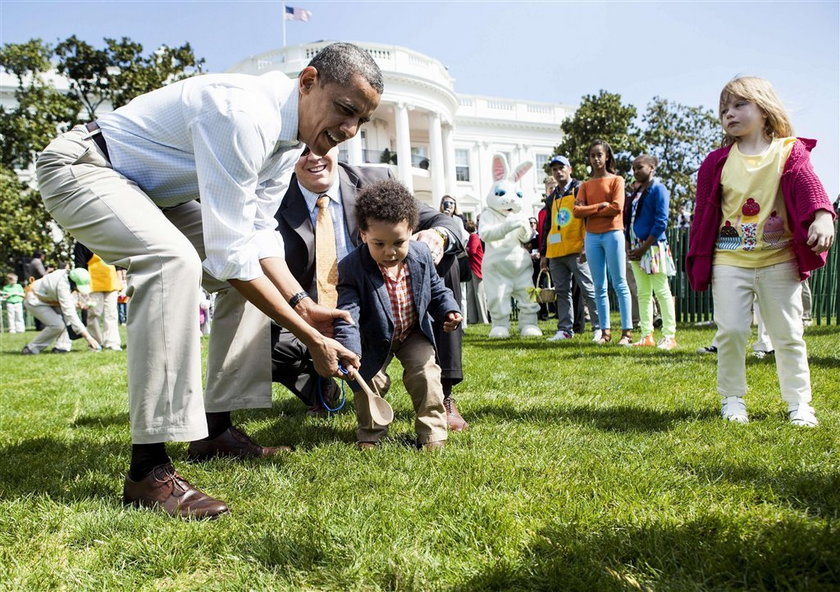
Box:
[334,179,462,449]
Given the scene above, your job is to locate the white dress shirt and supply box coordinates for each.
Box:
[97,72,304,281]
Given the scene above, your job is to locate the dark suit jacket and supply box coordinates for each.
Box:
[276,162,464,295]
[334,241,460,382]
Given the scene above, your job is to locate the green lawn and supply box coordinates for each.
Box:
[0,320,838,591]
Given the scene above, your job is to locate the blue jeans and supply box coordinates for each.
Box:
[584,230,633,331]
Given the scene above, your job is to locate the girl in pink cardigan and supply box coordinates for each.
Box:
[686,76,834,427]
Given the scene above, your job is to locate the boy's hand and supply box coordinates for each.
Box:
[807,210,835,253]
[443,311,462,332]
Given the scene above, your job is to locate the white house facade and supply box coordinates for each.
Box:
[1,41,573,218]
[229,41,574,219]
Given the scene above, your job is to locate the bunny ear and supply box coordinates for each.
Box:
[511,161,533,183]
[492,154,507,181]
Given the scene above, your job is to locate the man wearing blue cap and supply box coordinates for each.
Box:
[539,155,601,341]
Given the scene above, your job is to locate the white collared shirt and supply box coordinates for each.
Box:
[298,178,353,263]
[97,71,304,281]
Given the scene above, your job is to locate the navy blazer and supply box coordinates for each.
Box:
[623,178,670,243]
[334,241,460,382]
[276,162,464,296]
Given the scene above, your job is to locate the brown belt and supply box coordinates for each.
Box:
[85,121,110,162]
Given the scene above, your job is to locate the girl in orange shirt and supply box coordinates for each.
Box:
[573,140,634,345]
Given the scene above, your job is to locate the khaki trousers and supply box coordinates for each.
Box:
[36,126,271,443]
[355,330,448,445]
[87,290,121,349]
[23,291,72,352]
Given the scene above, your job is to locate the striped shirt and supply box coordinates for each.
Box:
[379,263,417,343]
[96,72,304,282]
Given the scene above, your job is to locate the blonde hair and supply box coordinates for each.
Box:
[719,76,794,146]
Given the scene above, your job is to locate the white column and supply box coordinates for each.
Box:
[395,102,413,193]
[442,123,456,195]
[515,143,527,167]
[477,141,490,210]
[427,112,445,201]
[346,132,363,165]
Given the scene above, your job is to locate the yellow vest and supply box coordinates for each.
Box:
[545,190,585,258]
[88,254,121,292]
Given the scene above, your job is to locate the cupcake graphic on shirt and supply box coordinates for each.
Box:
[762,210,786,247]
[717,220,741,250]
[740,198,761,251]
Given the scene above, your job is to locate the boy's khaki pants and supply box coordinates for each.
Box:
[355,330,448,445]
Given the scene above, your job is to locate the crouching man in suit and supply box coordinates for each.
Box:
[272,146,465,419]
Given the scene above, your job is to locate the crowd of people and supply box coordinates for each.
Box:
[0,40,834,521]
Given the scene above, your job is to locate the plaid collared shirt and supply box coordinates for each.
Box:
[379,262,417,343]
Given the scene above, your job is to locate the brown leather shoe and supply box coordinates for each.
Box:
[444,396,469,431]
[187,426,292,461]
[122,463,229,519]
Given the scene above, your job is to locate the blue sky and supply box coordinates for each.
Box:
[2,1,838,196]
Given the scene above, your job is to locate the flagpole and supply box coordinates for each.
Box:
[282,2,287,47]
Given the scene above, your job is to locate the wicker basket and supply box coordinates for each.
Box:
[529,269,556,304]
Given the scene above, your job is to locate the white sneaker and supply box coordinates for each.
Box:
[721,396,748,423]
[788,403,818,427]
[592,329,603,342]
[657,336,678,350]
[547,330,573,341]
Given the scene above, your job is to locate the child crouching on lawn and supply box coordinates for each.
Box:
[334,179,463,450]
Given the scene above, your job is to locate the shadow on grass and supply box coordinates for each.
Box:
[682,461,840,518]
[802,324,840,336]
[808,355,840,369]
[471,402,717,433]
[458,516,839,591]
[0,436,123,502]
[0,397,356,504]
[247,409,352,448]
[71,412,129,428]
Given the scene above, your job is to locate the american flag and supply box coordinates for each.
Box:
[284,5,312,21]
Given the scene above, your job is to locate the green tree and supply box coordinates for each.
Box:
[0,36,204,264]
[0,168,67,273]
[641,97,722,222]
[54,36,204,117]
[0,39,80,169]
[552,90,646,180]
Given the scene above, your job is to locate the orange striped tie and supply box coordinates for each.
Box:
[315,195,339,308]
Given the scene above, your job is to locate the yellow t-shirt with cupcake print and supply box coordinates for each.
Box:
[714,137,796,268]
